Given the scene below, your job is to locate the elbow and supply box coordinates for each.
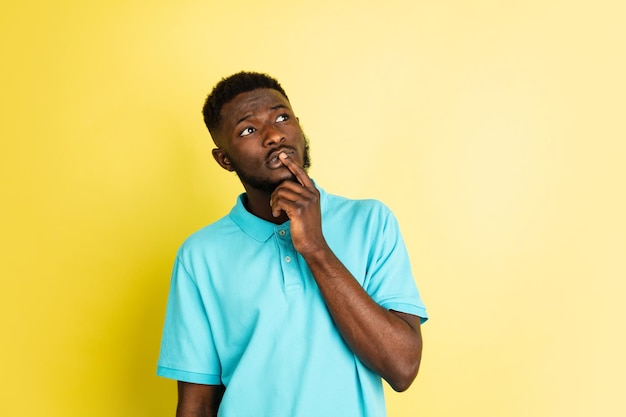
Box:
[387,359,420,392]
[385,340,423,392]
[388,379,413,393]
[376,310,425,392]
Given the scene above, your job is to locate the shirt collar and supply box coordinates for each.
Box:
[228,181,327,243]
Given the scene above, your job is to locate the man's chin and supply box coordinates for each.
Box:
[238,173,298,194]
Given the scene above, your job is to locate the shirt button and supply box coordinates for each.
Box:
[279,230,286,236]
[285,256,291,263]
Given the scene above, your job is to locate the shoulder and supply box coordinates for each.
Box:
[321,189,395,222]
[177,214,237,258]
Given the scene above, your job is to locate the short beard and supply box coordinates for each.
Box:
[230,135,311,194]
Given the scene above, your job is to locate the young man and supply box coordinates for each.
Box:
[157,72,428,417]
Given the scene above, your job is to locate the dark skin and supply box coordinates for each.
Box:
[177,88,423,417]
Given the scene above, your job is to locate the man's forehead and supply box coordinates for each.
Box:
[222,88,291,120]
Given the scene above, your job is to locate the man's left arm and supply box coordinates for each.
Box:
[271,152,423,392]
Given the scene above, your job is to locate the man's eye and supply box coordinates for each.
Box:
[240,127,256,137]
[276,114,289,122]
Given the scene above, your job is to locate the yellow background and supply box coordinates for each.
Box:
[1,1,625,416]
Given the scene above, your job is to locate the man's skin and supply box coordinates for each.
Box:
[176,88,423,417]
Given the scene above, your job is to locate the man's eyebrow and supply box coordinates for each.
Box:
[235,114,252,126]
[234,104,288,126]
[270,104,289,111]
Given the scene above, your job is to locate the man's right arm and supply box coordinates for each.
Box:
[176,382,224,417]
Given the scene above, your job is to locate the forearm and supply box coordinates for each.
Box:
[303,245,423,392]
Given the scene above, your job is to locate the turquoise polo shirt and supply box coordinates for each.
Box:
[157,185,428,417]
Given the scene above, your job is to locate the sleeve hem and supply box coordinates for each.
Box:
[156,366,222,385]
[383,302,429,324]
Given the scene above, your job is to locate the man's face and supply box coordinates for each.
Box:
[212,88,310,193]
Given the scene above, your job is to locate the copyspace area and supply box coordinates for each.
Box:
[1,1,624,416]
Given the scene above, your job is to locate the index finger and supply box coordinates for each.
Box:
[279,151,314,188]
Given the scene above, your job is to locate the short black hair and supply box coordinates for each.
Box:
[202,71,289,141]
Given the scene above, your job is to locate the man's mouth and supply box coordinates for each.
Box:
[266,148,295,168]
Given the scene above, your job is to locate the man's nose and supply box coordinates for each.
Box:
[262,124,284,146]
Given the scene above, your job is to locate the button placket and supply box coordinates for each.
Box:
[275,227,301,291]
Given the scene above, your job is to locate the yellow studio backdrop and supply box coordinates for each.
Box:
[1,1,624,416]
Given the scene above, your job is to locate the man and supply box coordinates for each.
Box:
[157,72,428,417]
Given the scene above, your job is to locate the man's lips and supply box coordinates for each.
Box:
[266,148,295,168]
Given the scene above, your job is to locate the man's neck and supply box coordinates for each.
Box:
[242,187,289,225]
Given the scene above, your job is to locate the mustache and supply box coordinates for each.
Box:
[265,146,296,162]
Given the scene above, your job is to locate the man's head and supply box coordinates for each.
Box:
[203,72,311,194]
[203,72,289,142]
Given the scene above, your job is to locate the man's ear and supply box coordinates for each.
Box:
[212,148,235,172]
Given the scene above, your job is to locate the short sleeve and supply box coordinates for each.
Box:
[364,207,428,323]
[156,256,222,384]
